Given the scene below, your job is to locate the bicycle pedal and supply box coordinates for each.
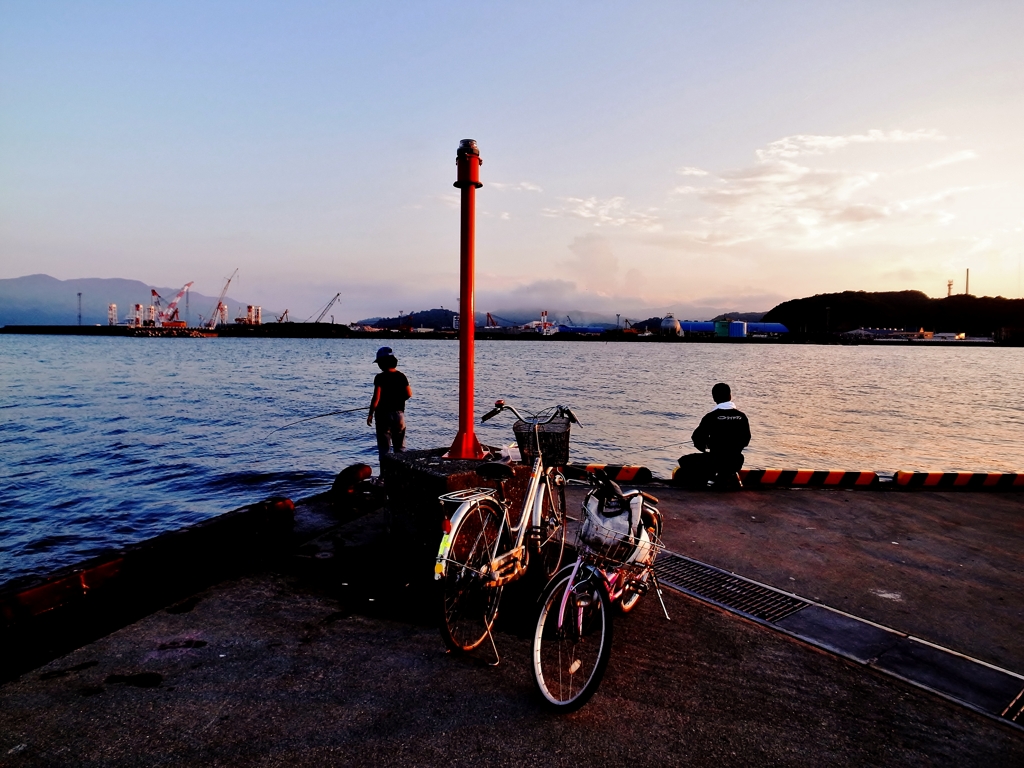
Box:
[488,546,525,580]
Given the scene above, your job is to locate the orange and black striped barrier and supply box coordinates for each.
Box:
[894,471,1024,490]
[564,464,654,483]
[738,469,879,488]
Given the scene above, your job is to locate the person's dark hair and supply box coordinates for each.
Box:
[377,355,398,371]
[712,382,731,403]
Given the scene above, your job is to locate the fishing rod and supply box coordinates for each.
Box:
[266,406,369,437]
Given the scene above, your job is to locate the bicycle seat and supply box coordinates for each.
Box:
[476,462,515,480]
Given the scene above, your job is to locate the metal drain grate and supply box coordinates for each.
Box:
[656,553,808,623]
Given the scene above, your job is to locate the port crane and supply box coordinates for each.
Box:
[157,282,193,325]
[275,309,290,323]
[204,269,238,329]
[305,293,341,323]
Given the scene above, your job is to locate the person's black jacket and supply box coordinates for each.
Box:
[691,407,751,456]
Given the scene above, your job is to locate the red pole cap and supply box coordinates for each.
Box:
[454,139,483,189]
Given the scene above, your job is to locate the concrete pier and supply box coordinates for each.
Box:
[0,486,1022,765]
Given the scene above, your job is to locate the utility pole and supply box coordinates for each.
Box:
[77,292,82,326]
[966,268,970,296]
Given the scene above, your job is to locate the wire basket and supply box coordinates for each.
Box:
[575,509,662,570]
[512,417,571,467]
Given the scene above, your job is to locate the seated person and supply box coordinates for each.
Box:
[687,382,751,489]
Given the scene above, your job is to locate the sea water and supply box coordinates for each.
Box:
[2,335,1023,584]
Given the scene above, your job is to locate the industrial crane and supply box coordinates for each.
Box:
[306,293,341,323]
[157,282,193,325]
[275,309,290,323]
[204,269,238,329]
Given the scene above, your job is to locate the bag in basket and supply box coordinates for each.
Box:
[580,492,652,564]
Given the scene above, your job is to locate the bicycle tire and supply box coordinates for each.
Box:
[616,505,662,614]
[438,499,506,653]
[531,477,566,582]
[532,568,613,712]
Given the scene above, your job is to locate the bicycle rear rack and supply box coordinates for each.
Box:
[438,488,499,504]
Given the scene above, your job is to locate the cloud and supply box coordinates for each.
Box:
[756,129,944,160]
[437,193,460,210]
[490,181,543,192]
[677,166,709,176]
[564,234,618,293]
[669,129,971,248]
[918,150,978,171]
[476,278,768,322]
[542,196,661,231]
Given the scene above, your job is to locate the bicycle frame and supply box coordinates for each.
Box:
[555,555,667,635]
[435,451,559,585]
[435,402,575,664]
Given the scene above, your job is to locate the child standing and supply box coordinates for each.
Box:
[367,347,413,461]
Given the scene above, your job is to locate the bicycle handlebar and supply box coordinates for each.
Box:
[478,400,581,427]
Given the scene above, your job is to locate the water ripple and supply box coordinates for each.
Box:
[2,336,1023,585]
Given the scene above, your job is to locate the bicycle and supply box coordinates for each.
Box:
[532,469,671,711]
[434,400,578,663]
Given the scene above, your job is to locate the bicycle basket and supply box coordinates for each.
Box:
[576,493,661,568]
[512,417,571,467]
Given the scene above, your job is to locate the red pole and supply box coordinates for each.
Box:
[448,139,485,459]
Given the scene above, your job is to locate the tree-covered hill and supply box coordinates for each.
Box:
[762,291,1024,337]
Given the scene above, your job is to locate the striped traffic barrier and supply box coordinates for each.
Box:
[739,469,879,488]
[894,471,1024,490]
[564,464,654,483]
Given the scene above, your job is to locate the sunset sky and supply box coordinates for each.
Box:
[3,1,1024,321]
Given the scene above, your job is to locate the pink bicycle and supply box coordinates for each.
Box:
[531,469,671,711]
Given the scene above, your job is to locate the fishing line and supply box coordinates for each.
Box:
[266,406,370,438]
[575,439,692,455]
[633,440,693,454]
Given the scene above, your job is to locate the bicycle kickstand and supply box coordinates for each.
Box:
[485,621,501,666]
[651,572,672,621]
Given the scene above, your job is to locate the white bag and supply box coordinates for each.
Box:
[580,492,650,563]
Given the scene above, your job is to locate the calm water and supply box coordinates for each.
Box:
[2,336,1023,585]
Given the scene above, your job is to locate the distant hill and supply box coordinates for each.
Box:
[762,290,1024,336]
[356,308,459,330]
[0,274,251,326]
[711,312,766,323]
[356,308,626,329]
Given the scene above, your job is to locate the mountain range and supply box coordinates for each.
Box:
[0,275,251,327]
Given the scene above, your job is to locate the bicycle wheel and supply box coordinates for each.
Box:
[439,499,505,653]
[531,477,566,581]
[617,507,662,614]
[532,568,613,711]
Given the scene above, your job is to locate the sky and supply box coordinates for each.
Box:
[3,1,1024,322]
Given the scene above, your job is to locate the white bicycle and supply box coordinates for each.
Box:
[434,400,578,661]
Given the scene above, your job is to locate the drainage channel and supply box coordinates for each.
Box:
[654,551,1024,731]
